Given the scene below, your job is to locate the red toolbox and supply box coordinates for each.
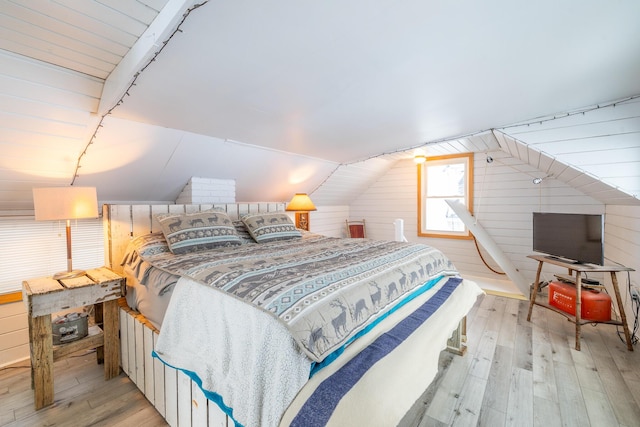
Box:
[548,281,611,321]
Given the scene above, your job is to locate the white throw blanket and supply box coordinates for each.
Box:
[154,277,310,427]
[154,274,484,427]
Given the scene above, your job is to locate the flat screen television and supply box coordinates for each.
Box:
[532,212,604,265]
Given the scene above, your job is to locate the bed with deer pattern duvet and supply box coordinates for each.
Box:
[122,231,482,427]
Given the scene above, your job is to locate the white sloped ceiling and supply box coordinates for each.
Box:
[494,97,640,205]
[0,0,170,80]
[0,0,639,211]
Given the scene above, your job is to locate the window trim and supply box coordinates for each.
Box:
[417,152,474,239]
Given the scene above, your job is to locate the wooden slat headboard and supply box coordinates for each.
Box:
[103,203,287,273]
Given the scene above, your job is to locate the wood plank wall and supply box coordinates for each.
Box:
[0,51,102,210]
[604,204,640,324]
[0,300,28,367]
[349,152,613,289]
[310,205,350,238]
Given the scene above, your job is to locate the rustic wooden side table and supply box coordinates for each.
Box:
[526,254,634,351]
[22,267,124,409]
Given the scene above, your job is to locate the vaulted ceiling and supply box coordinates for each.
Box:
[0,0,639,211]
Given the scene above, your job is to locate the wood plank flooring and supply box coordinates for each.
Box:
[0,349,168,427]
[2,294,638,427]
[400,294,640,427]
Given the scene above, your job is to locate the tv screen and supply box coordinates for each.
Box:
[532,212,604,265]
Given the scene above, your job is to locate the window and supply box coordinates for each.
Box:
[418,153,473,239]
[0,218,104,294]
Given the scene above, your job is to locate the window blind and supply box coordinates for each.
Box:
[0,218,104,294]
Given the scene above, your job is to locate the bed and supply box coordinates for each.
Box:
[103,203,484,427]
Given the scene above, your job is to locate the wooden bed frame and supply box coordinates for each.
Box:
[103,203,467,427]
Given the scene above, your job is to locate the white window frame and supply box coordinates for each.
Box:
[417,152,474,239]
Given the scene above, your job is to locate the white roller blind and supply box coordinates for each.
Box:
[0,217,104,294]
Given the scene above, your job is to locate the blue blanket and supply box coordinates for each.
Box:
[291,277,462,427]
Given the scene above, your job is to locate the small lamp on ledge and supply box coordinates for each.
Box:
[285,193,317,231]
[33,187,99,280]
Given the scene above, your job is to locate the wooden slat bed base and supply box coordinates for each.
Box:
[118,298,229,427]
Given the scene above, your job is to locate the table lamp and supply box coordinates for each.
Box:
[33,187,99,280]
[285,193,317,231]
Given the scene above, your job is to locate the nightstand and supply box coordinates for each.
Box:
[22,267,124,409]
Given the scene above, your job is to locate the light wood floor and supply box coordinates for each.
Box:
[401,293,640,427]
[2,294,639,427]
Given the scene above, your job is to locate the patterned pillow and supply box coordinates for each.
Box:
[156,209,241,254]
[232,220,256,244]
[130,232,171,258]
[241,212,302,243]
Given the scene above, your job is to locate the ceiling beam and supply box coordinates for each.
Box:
[97,0,204,116]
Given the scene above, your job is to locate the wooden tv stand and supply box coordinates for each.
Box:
[526,254,634,351]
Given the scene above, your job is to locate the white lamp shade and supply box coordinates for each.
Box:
[285,193,317,212]
[33,187,99,221]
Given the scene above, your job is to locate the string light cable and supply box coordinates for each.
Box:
[603,259,639,346]
[70,1,210,185]
[623,271,639,345]
[329,93,640,169]
[497,94,640,132]
[471,153,506,275]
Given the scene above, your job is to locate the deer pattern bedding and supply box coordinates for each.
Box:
[123,232,459,363]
